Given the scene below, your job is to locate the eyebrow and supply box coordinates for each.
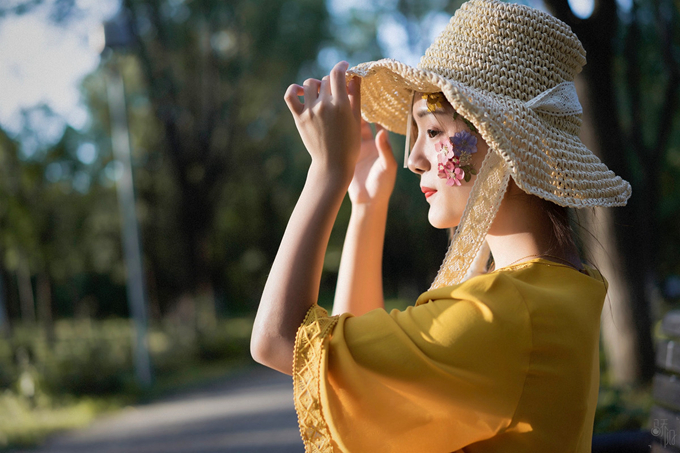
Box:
[416,108,449,118]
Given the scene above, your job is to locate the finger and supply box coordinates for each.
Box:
[360,119,373,141]
[284,84,304,115]
[319,75,331,99]
[330,61,350,100]
[303,78,321,104]
[347,76,361,120]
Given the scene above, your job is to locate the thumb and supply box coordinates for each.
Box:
[347,76,361,120]
[375,126,395,165]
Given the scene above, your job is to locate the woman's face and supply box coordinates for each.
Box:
[408,95,489,229]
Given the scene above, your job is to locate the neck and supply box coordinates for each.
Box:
[485,185,581,271]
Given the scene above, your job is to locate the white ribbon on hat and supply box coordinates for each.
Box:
[525,81,583,116]
[404,91,416,168]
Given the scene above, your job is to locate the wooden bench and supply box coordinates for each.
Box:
[650,310,680,452]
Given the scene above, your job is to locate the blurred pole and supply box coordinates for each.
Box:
[106,63,152,389]
[103,11,152,388]
[0,270,8,336]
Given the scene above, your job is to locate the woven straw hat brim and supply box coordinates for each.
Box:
[348,58,632,209]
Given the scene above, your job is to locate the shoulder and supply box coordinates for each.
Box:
[359,271,533,359]
[416,260,608,307]
[414,269,525,310]
[331,274,531,385]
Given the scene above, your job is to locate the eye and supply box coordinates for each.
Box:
[426,129,440,139]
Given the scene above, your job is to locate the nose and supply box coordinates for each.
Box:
[407,138,431,175]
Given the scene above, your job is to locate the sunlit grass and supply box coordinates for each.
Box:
[0,392,123,449]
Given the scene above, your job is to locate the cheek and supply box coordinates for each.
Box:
[426,134,488,229]
[428,184,473,229]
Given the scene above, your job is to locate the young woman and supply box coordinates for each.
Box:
[251,0,631,451]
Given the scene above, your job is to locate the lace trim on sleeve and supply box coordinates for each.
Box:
[293,304,340,453]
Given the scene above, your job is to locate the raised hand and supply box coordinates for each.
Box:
[283,61,362,182]
[253,62,364,374]
[348,119,397,206]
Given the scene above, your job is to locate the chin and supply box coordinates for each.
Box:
[427,211,461,229]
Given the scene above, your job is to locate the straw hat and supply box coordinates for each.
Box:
[347,0,631,289]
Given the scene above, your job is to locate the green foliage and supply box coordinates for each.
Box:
[594,383,654,433]
[0,393,111,450]
[0,0,336,321]
[106,0,333,309]
[0,317,253,396]
[196,317,252,362]
[592,329,656,434]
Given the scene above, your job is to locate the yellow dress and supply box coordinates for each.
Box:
[293,258,608,453]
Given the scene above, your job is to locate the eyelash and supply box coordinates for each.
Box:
[426,129,441,139]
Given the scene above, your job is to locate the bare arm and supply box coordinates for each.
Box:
[332,122,396,316]
[250,62,361,375]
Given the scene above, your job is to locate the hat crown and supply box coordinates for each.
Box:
[418,0,586,102]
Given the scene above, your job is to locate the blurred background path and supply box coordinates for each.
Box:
[17,366,303,453]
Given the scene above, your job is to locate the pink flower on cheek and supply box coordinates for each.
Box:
[445,168,464,186]
[436,137,470,186]
[435,140,455,159]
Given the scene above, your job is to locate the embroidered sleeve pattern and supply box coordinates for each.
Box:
[293,304,340,453]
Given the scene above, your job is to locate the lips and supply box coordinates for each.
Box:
[421,186,437,199]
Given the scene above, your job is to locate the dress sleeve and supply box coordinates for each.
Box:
[292,274,532,453]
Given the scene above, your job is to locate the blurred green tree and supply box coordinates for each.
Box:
[0,122,125,331]
[112,0,329,321]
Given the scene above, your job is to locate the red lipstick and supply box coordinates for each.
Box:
[421,186,437,199]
